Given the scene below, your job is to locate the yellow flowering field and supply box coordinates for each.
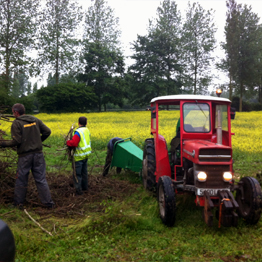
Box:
[1,111,262,156]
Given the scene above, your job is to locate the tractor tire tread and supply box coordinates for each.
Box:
[143,139,156,191]
[158,176,176,227]
[237,176,262,224]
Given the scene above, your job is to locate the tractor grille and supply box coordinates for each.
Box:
[198,148,231,162]
[195,164,230,188]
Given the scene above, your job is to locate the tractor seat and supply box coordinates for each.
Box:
[170,136,180,165]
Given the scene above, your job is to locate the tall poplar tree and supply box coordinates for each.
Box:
[222,0,240,101]
[80,0,125,111]
[182,2,216,94]
[236,4,261,111]
[223,1,261,110]
[256,26,262,103]
[129,0,183,105]
[0,0,39,94]
[150,0,183,96]
[38,0,83,84]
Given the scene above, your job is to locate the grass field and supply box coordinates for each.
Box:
[1,111,262,261]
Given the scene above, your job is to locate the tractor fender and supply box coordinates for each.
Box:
[154,134,171,183]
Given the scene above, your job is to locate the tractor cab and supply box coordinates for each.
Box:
[142,94,262,227]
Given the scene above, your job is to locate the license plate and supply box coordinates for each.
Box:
[196,188,230,196]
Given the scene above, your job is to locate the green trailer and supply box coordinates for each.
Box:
[110,138,143,173]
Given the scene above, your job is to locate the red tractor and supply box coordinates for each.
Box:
[142,94,262,227]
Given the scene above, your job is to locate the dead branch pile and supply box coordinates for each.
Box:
[0,110,17,175]
[0,171,139,218]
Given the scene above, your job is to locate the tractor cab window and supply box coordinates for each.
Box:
[215,105,228,131]
[183,103,210,133]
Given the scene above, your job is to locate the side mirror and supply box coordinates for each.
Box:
[0,219,16,262]
[230,107,236,120]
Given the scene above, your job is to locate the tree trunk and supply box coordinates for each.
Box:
[259,76,262,103]
[55,34,59,85]
[229,74,232,101]
[166,70,170,110]
[239,82,243,112]
[194,59,197,95]
[259,85,262,103]
[4,0,11,92]
[98,96,102,112]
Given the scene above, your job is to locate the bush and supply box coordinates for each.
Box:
[17,96,34,114]
[251,102,262,111]
[231,96,252,112]
[0,90,15,112]
[36,83,98,113]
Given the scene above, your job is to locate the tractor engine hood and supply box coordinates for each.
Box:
[182,140,232,164]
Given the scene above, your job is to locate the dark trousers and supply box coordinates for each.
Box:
[74,158,88,194]
[103,149,112,176]
[14,152,54,206]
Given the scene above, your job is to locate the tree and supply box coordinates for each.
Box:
[9,69,29,98]
[128,35,166,105]
[60,73,77,84]
[36,83,97,113]
[150,0,183,96]
[236,5,261,111]
[11,78,20,99]
[80,0,125,111]
[223,1,262,111]
[79,42,125,111]
[38,0,83,84]
[128,0,183,106]
[15,69,29,96]
[81,0,124,111]
[27,82,32,95]
[256,26,262,103]
[182,2,217,94]
[33,82,38,94]
[222,0,240,101]
[47,73,56,86]
[0,0,39,93]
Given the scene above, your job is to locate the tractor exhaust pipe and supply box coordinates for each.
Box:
[217,106,222,145]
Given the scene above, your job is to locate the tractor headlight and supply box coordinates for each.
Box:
[223,172,232,182]
[197,172,207,182]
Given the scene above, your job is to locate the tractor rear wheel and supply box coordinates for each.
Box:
[142,139,156,191]
[236,176,262,224]
[158,176,176,227]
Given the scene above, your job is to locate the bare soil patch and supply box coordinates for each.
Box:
[0,170,140,218]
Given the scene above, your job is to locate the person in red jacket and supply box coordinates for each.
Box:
[66,117,91,195]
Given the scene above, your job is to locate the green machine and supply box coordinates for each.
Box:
[111,138,143,172]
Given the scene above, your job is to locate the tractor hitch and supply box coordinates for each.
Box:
[217,190,239,228]
[203,190,239,227]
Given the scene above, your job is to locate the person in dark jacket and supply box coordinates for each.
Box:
[102,137,123,176]
[0,103,54,209]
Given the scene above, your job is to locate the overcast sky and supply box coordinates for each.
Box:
[77,0,262,87]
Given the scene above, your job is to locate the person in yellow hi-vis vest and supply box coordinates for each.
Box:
[66,117,91,195]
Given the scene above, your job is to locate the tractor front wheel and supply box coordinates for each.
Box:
[142,139,156,191]
[158,176,176,227]
[236,176,262,224]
